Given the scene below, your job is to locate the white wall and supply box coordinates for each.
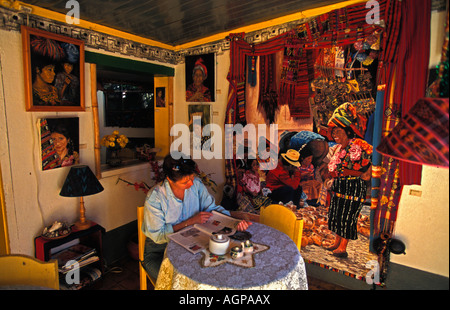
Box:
[173,51,230,200]
[391,166,449,277]
[0,29,162,255]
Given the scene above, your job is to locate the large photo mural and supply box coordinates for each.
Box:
[222,1,388,284]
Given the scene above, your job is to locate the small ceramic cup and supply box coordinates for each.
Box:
[230,246,243,259]
[243,239,253,253]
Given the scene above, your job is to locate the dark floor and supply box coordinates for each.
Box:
[88,256,347,290]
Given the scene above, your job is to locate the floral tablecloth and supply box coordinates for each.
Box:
[155,222,308,290]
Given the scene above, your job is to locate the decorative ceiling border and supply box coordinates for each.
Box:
[0,6,307,65]
[0,6,181,64]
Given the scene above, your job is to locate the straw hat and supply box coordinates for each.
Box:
[281,149,301,167]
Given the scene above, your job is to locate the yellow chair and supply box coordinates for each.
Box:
[137,206,156,290]
[0,254,59,289]
[259,204,303,251]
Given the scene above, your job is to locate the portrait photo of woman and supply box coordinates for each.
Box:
[185,53,215,102]
[155,87,166,107]
[40,117,80,170]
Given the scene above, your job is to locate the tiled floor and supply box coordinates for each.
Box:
[88,256,347,290]
[88,257,149,290]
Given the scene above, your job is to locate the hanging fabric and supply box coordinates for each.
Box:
[247,55,257,87]
[373,0,432,240]
[370,0,432,285]
[236,81,246,125]
[279,31,315,119]
[392,0,431,186]
[258,53,278,123]
[225,32,287,189]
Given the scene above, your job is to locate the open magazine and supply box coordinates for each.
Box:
[168,211,241,254]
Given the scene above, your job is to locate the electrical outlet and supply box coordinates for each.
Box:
[409,189,422,197]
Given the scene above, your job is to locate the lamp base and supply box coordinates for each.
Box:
[74,219,92,230]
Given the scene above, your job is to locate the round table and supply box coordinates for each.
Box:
[155,222,308,290]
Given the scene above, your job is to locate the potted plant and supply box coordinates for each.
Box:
[101,130,129,167]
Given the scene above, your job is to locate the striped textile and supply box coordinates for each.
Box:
[279,33,315,118]
[376,98,449,168]
[225,32,287,189]
[40,119,59,170]
[236,81,246,124]
[394,0,431,185]
[259,53,279,123]
[329,176,367,240]
[372,0,433,254]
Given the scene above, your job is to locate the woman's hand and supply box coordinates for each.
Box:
[324,178,334,190]
[189,90,205,101]
[237,220,252,231]
[360,166,372,181]
[183,212,251,232]
[173,212,214,232]
[190,211,213,225]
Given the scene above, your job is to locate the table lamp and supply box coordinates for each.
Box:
[60,165,104,230]
[376,98,449,168]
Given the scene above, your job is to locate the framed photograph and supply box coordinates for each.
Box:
[185,53,215,102]
[188,104,211,131]
[22,25,85,111]
[40,117,80,170]
[188,104,212,150]
[155,87,166,108]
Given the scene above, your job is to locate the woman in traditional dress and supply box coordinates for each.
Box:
[325,125,372,258]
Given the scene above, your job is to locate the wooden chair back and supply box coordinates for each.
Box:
[0,254,59,289]
[260,204,303,251]
[137,205,156,289]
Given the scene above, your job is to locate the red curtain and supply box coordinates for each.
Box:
[394,0,431,185]
[374,0,433,231]
[372,0,431,240]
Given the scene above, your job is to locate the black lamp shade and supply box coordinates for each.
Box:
[60,165,104,197]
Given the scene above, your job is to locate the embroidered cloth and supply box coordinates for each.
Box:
[155,223,308,290]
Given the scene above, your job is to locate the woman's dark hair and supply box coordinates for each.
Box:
[163,152,197,182]
[245,158,257,170]
[50,123,74,155]
[299,145,313,162]
[31,54,56,82]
